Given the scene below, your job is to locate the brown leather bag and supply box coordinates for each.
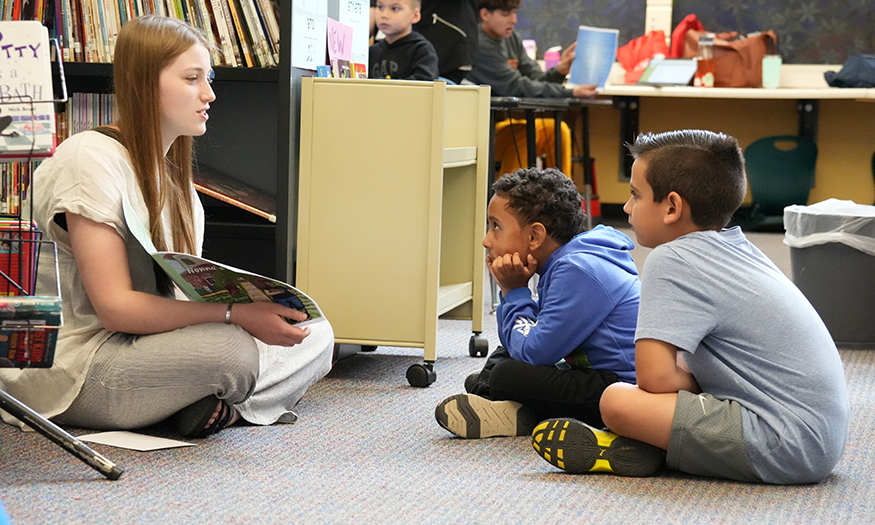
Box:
[683,30,778,87]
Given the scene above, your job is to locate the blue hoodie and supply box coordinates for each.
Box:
[496,225,640,383]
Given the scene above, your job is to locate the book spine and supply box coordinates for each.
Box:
[254,0,279,63]
[207,0,236,66]
[193,0,222,66]
[225,0,254,67]
[217,0,243,67]
[70,0,85,62]
[238,0,270,67]
[92,0,109,62]
[106,0,122,58]
[58,0,70,60]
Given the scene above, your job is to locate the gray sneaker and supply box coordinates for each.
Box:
[434,393,538,439]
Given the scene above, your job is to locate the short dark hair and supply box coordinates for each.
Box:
[479,0,521,12]
[628,130,747,229]
[493,168,585,244]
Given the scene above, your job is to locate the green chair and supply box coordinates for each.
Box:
[742,135,818,227]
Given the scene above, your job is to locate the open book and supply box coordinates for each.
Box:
[566,25,619,89]
[122,198,323,327]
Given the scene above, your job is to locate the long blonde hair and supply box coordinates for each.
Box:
[113,15,211,255]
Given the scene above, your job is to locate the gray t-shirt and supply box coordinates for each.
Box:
[637,227,849,484]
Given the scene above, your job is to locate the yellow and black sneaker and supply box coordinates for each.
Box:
[532,418,665,477]
[435,393,538,439]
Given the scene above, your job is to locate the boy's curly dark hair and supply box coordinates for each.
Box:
[492,168,585,244]
[628,130,747,229]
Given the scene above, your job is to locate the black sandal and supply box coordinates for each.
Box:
[174,396,236,438]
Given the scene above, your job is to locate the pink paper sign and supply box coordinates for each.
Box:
[327,18,353,62]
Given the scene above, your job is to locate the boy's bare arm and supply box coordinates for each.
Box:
[635,338,701,394]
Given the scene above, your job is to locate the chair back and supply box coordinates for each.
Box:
[744,135,817,216]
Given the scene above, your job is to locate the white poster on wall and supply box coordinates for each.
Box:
[337,0,370,70]
[292,0,329,70]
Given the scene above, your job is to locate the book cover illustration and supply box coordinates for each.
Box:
[123,198,324,327]
[0,21,56,160]
[331,58,353,78]
[316,64,333,77]
[567,25,619,89]
[352,62,367,78]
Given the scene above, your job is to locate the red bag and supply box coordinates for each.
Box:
[617,30,670,83]
[683,30,777,87]
[668,14,703,59]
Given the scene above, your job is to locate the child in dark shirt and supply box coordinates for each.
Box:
[369,0,439,80]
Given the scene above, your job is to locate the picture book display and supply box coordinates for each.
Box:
[123,198,323,327]
[0,220,39,296]
[0,236,63,369]
[0,294,62,369]
[566,25,619,89]
[0,21,56,161]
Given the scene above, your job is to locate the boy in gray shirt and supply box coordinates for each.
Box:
[532,129,849,483]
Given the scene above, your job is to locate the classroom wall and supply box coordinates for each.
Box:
[589,98,875,206]
[517,0,875,64]
[514,0,875,207]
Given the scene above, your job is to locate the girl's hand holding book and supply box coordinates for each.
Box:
[231,302,312,347]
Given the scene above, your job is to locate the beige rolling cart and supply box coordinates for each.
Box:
[297,77,491,387]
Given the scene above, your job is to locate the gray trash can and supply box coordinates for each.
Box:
[784,199,875,349]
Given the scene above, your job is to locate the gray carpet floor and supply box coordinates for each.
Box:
[1,226,873,524]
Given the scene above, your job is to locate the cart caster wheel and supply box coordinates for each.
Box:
[406,363,436,387]
[360,345,377,352]
[469,334,489,357]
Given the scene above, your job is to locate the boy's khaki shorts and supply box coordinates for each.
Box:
[666,391,762,482]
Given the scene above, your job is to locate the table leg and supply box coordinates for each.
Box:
[554,110,563,172]
[525,109,537,168]
[580,106,594,231]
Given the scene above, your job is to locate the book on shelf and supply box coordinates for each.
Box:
[225,0,255,67]
[238,0,273,67]
[331,58,352,79]
[0,220,40,296]
[254,0,279,63]
[192,165,276,222]
[353,62,366,78]
[43,0,279,67]
[0,20,56,162]
[316,64,332,77]
[123,198,324,327]
[0,295,62,369]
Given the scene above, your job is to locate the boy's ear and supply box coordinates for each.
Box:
[412,8,421,24]
[663,191,686,225]
[528,222,547,250]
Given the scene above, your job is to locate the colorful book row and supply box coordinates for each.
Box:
[1,0,281,67]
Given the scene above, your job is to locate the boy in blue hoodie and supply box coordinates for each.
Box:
[435,168,640,439]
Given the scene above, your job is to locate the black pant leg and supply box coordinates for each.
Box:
[467,346,513,397]
[488,358,620,428]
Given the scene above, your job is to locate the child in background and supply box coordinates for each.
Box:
[435,168,639,439]
[533,130,849,482]
[465,0,595,98]
[369,0,439,80]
